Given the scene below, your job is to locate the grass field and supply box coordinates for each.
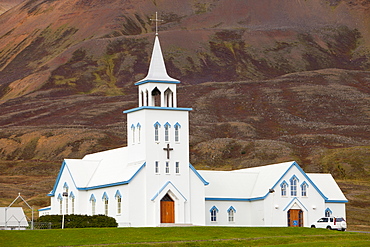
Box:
[0,227,369,247]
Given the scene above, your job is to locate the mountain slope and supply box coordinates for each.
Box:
[0,0,369,101]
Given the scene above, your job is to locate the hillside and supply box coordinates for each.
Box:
[0,0,369,228]
[0,0,24,15]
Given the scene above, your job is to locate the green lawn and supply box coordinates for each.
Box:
[0,227,369,247]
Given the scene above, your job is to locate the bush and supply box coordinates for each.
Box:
[36,214,118,228]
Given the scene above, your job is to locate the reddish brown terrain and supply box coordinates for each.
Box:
[0,0,369,229]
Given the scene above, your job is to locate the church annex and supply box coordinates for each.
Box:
[40,32,347,227]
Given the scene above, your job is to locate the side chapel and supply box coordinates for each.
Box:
[40,31,347,227]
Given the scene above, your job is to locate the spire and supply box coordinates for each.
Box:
[136,35,179,85]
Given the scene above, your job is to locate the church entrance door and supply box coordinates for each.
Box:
[287,209,303,227]
[160,194,174,223]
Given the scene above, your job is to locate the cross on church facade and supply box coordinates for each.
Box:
[163,143,173,159]
[150,11,163,35]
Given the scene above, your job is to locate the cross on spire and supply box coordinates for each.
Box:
[150,12,163,35]
[163,143,174,159]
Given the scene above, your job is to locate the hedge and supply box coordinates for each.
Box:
[36,214,118,228]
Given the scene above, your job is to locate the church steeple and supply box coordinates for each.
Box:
[135,35,180,85]
[134,33,179,108]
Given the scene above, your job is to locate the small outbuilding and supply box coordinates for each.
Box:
[0,207,29,230]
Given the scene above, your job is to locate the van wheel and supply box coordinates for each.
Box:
[311,225,316,228]
[326,226,332,230]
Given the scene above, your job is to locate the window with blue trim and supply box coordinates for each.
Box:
[115,190,122,215]
[164,122,170,142]
[325,208,332,217]
[63,183,69,214]
[131,124,135,143]
[290,175,299,196]
[210,206,219,222]
[281,181,288,197]
[69,192,75,214]
[227,206,236,222]
[301,182,308,197]
[137,123,141,143]
[90,194,96,215]
[102,192,109,216]
[174,123,181,142]
[154,122,160,142]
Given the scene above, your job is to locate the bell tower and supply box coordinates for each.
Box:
[123,30,192,179]
[123,30,193,225]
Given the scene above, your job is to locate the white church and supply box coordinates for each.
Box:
[39,32,347,227]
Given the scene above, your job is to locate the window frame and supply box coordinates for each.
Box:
[155,161,160,174]
[154,122,161,142]
[290,175,299,197]
[90,195,96,215]
[71,197,75,214]
[175,161,180,174]
[58,195,63,215]
[131,124,135,144]
[165,161,170,174]
[301,182,308,197]
[137,123,141,144]
[227,206,236,222]
[164,122,171,142]
[104,197,109,216]
[210,206,219,222]
[174,123,181,143]
[280,181,288,197]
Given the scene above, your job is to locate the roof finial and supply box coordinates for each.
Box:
[150,12,163,36]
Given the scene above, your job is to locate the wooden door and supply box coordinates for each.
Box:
[160,194,174,223]
[288,209,303,227]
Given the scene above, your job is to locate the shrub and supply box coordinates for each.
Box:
[36,214,118,228]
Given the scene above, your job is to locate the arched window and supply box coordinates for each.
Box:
[174,122,181,142]
[301,182,308,197]
[325,208,332,217]
[63,183,69,215]
[280,181,288,197]
[115,190,122,215]
[137,123,141,143]
[90,194,96,215]
[69,192,75,215]
[154,122,161,142]
[210,206,219,222]
[164,88,173,107]
[131,124,135,144]
[58,194,63,215]
[102,192,109,216]
[164,122,171,142]
[290,175,299,196]
[227,206,236,222]
[151,87,161,106]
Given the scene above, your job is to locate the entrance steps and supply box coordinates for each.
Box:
[160,223,194,227]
